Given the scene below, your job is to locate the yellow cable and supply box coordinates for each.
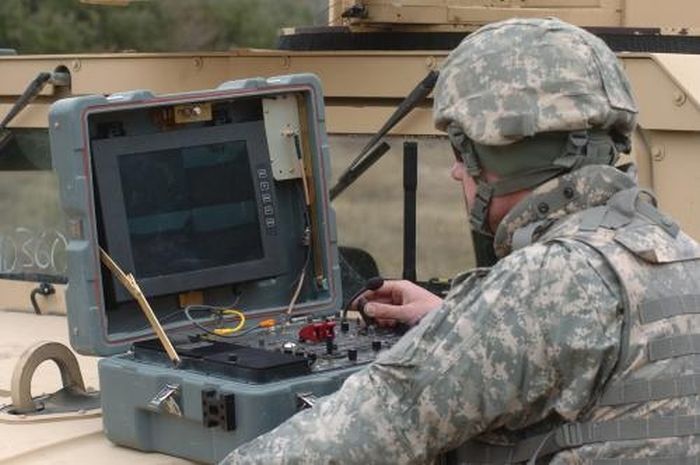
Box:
[212,309,246,336]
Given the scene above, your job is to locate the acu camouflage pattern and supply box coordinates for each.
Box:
[451,165,700,463]
[535,171,700,463]
[222,164,700,464]
[433,18,638,146]
[492,165,638,258]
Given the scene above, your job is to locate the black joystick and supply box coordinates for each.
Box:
[356,276,385,326]
[365,276,384,291]
[356,297,370,326]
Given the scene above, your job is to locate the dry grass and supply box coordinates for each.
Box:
[0,172,62,228]
[0,172,64,274]
[329,135,476,280]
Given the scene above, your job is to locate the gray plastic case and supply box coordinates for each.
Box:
[49,74,356,463]
[99,354,359,463]
[49,73,341,356]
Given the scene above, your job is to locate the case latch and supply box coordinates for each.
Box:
[149,383,182,417]
[202,388,236,431]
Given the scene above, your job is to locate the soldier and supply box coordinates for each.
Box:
[223,17,700,464]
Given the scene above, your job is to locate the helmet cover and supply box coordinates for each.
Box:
[433,17,638,146]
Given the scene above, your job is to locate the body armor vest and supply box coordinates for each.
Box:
[449,188,700,464]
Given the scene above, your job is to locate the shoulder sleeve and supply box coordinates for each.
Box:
[222,241,622,465]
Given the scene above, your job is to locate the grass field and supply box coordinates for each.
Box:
[0,172,65,275]
[329,135,476,281]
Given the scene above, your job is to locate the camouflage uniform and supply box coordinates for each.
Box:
[223,163,700,464]
[222,18,700,465]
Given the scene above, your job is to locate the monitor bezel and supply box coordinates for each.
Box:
[90,119,285,301]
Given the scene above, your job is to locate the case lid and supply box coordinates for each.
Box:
[49,74,341,356]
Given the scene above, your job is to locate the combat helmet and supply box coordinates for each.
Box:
[433,17,638,237]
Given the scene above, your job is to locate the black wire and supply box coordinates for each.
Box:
[133,309,185,332]
[184,306,227,337]
[30,289,43,315]
[29,282,55,315]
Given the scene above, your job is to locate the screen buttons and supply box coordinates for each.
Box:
[257,165,276,235]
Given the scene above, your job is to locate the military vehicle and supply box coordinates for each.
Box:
[2,1,700,463]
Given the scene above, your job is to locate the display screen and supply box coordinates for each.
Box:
[118,141,263,278]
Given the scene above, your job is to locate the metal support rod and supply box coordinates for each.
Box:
[403,141,418,282]
[99,247,181,366]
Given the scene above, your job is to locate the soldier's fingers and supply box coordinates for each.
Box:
[364,302,407,322]
[364,280,413,303]
[351,287,396,308]
[375,318,396,327]
[364,295,394,305]
[362,288,391,301]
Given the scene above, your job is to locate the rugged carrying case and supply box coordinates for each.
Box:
[48,74,394,463]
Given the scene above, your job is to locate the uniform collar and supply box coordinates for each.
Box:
[493,165,637,258]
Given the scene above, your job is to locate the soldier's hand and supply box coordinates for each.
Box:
[355,280,443,326]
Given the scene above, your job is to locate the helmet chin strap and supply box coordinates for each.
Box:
[469,165,565,235]
[469,182,495,236]
[457,129,625,238]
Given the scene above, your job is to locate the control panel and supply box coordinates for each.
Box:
[133,316,406,384]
